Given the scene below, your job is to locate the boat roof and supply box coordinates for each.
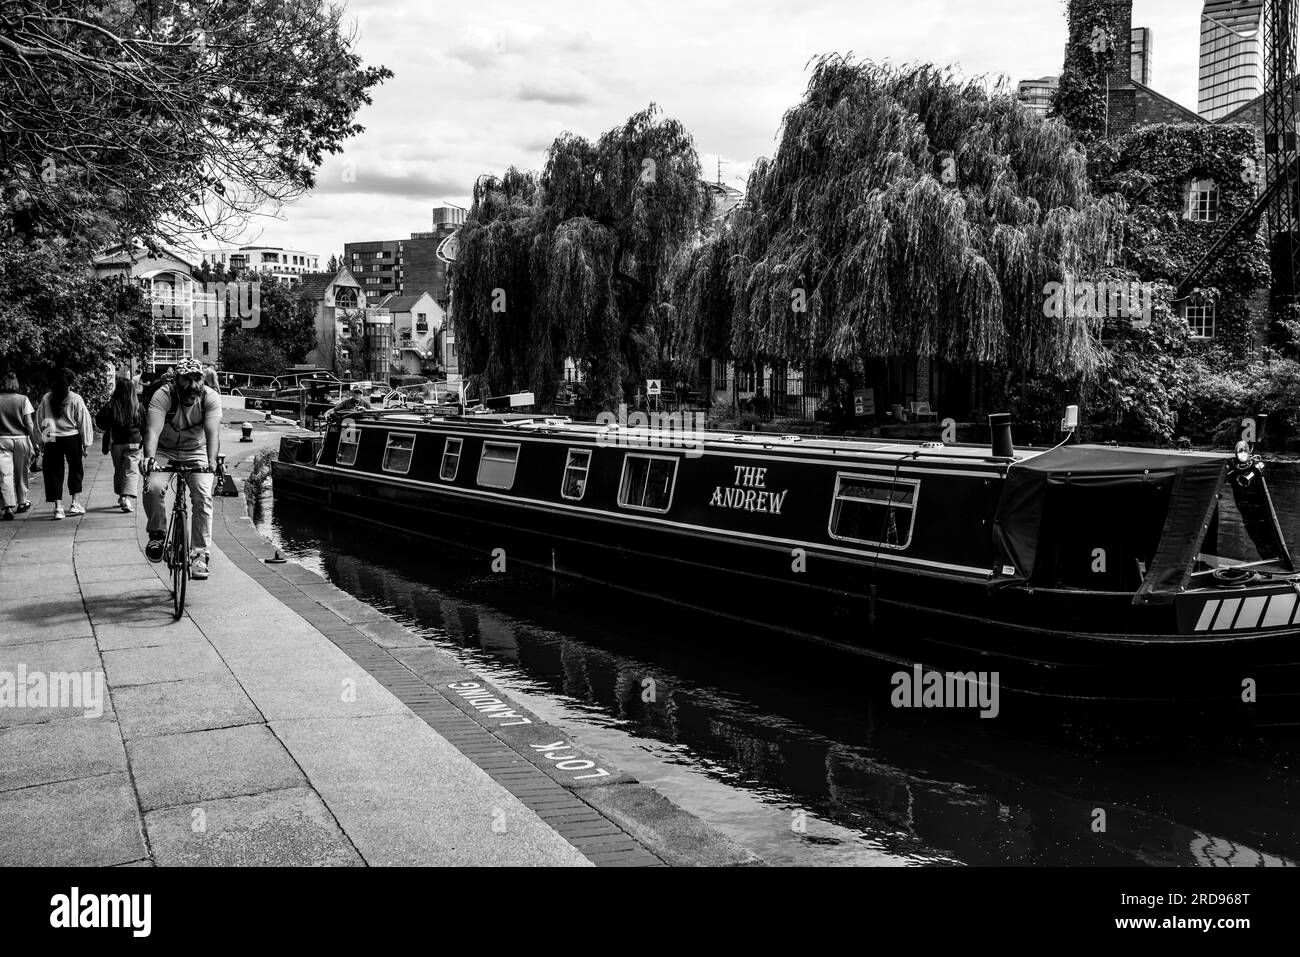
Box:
[342,410,1228,468]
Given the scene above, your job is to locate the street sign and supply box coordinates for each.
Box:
[854,388,876,417]
[646,379,661,396]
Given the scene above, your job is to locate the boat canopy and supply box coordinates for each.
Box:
[991,445,1234,604]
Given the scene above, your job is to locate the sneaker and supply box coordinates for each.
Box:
[16,502,30,514]
[122,498,134,513]
[117,495,126,511]
[190,552,209,580]
[1,508,13,521]
[146,533,165,563]
[52,505,64,520]
[68,502,85,516]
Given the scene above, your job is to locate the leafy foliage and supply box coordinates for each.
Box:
[0,229,150,410]
[451,105,710,408]
[1096,123,1269,358]
[667,58,1130,387]
[219,281,316,374]
[0,0,391,249]
[1051,0,1120,140]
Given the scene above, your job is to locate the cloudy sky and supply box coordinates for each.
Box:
[224,0,1204,262]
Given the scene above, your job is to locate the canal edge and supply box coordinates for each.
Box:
[214,453,762,867]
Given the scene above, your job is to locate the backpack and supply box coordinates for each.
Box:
[140,369,175,412]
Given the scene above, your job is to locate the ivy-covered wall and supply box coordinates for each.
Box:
[1053,0,1130,139]
[1098,123,1270,358]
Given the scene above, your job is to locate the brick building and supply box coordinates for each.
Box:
[344,205,464,310]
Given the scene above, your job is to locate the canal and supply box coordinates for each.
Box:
[252,462,1300,867]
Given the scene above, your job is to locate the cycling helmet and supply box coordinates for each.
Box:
[175,357,204,377]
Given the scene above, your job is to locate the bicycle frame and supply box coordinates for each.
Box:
[153,463,212,619]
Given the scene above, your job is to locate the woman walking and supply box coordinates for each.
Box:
[96,376,143,512]
[0,373,39,520]
[36,368,94,520]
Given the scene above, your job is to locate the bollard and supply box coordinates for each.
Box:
[240,422,253,442]
[264,549,288,564]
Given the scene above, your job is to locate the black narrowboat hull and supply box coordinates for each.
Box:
[271,442,1300,705]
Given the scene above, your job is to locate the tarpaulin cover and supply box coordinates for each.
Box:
[990,445,1227,604]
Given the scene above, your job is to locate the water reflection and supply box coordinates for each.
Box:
[254,463,1300,867]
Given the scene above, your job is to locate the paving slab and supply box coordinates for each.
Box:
[93,615,206,652]
[74,563,157,585]
[145,787,364,866]
[102,638,231,688]
[114,674,263,740]
[0,772,145,866]
[0,637,110,727]
[273,714,591,866]
[0,718,126,792]
[127,723,305,811]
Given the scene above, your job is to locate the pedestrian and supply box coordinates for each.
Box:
[36,368,94,520]
[95,376,143,513]
[0,372,39,520]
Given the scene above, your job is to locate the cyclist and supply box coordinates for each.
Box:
[140,357,222,579]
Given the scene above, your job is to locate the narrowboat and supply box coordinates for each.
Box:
[270,408,1300,703]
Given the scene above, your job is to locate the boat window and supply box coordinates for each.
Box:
[618,454,677,512]
[335,421,360,466]
[829,474,919,549]
[478,442,520,490]
[440,437,463,481]
[382,432,416,475]
[561,449,592,501]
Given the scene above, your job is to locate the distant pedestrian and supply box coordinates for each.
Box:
[0,373,39,520]
[202,363,220,393]
[36,368,94,520]
[96,376,143,513]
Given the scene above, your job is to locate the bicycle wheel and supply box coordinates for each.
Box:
[169,503,189,620]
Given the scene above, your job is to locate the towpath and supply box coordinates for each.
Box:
[0,423,756,867]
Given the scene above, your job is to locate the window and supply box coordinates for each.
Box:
[382,432,416,474]
[1185,300,1216,338]
[561,449,592,501]
[336,422,360,466]
[618,454,677,512]
[440,437,463,481]
[478,442,520,490]
[201,341,209,355]
[1186,179,1219,222]
[829,474,919,549]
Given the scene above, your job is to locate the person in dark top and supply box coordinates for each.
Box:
[96,376,144,512]
[328,385,372,418]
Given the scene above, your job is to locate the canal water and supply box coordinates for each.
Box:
[253,463,1300,867]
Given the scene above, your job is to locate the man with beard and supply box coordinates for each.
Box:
[140,358,222,579]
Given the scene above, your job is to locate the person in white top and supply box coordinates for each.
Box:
[0,372,41,520]
[36,368,94,520]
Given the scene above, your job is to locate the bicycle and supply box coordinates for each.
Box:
[147,460,217,619]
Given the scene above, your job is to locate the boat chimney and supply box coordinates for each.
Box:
[989,413,1014,458]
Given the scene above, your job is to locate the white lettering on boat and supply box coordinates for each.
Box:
[708,466,788,515]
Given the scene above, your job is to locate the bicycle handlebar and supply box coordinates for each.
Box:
[149,462,214,474]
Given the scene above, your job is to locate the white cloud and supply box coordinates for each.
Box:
[240,0,1206,262]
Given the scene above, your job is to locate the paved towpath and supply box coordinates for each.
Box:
[0,423,756,866]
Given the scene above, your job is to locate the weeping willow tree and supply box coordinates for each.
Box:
[450,105,711,407]
[665,57,1133,405]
